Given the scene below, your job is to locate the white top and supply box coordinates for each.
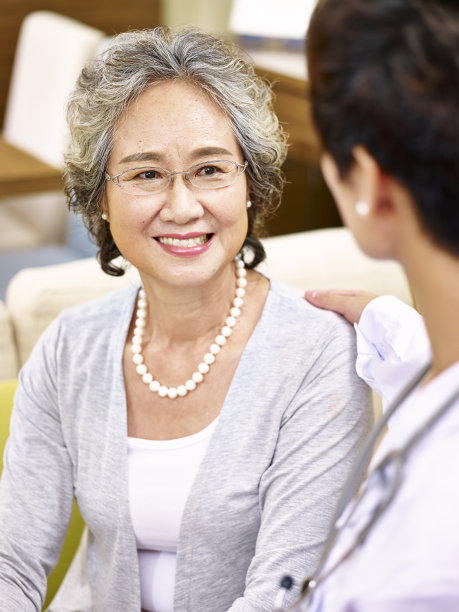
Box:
[127,419,218,612]
[309,296,459,612]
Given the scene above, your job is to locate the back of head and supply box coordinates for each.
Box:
[307,0,459,256]
[66,26,287,275]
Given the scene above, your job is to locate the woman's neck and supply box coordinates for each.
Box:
[403,239,459,380]
[138,262,238,347]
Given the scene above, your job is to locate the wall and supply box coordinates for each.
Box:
[163,0,232,35]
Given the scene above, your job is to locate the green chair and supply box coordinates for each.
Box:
[0,379,85,609]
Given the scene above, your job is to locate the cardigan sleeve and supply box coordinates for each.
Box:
[0,318,74,611]
[227,317,373,611]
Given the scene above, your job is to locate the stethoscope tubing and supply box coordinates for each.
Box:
[282,360,459,611]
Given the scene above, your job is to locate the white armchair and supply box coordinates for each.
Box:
[4,10,106,168]
[0,11,106,252]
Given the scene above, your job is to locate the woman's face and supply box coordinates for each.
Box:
[104,80,249,289]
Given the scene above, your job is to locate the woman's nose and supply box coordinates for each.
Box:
[158,175,204,224]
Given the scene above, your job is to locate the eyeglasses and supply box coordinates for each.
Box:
[105,160,248,196]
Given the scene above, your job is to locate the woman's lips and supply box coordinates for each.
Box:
[154,233,214,257]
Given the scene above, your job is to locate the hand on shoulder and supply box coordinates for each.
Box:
[304,289,378,325]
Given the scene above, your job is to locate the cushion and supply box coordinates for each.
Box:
[260,227,413,302]
[0,379,17,473]
[0,302,19,379]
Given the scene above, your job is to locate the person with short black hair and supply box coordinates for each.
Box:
[295,1,459,610]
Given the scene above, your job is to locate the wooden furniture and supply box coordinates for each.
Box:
[250,49,321,165]
[0,136,62,198]
[248,49,340,235]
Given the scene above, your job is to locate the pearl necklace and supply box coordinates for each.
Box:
[131,257,247,399]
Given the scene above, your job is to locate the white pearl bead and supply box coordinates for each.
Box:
[135,317,146,328]
[236,267,247,277]
[138,298,147,309]
[132,353,144,365]
[236,259,244,268]
[142,373,153,384]
[198,362,210,374]
[230,307,241,317]
[210,343,221,355]
[237,277,247,288]
[226,316,237,327]
[233,297,243,308]
[177,385,188,397]
[235,288,245,298]
[136,364,147,375]
[221,326,232,337]
[132,335,142,345]
[149,380,160,392]
[136,308,146,318]
[131,343,141,354]
[139,289,146,298]
[192,371,204,383]
[204,352,216,364]
[185,379,196,391]
[158,385,169,397]
[216,335,227,346]
[167,387,178,399]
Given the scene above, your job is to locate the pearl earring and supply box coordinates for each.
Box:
[101,213,108,221]
[355,201,370,217]
[246,200,252,209]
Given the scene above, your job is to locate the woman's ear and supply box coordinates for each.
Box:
[353,146,420,259]
[352,146,392,218]
[320,148,378,212]
[321,147,407,259]
[320,152,340,199]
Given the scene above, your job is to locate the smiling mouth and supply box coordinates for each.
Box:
[156,234,212,248]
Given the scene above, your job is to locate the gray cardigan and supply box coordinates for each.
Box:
[0,278,372,612]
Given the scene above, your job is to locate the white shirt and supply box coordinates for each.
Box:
[127,419,217,612]
[308,296,459,612]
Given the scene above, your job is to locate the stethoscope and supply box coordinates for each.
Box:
[273,360,459,611]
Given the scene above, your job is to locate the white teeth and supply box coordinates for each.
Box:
[158,235,207,247]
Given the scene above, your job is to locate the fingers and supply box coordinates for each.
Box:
[304,289,378,324]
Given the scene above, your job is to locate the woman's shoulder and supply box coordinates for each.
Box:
[33,284,138,355]
[267,277,353,337]
[22,284,138,379]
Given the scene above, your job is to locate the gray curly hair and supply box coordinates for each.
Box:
[65,26,288,275]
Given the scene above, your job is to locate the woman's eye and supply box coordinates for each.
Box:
[197,165,221,177]
[137,169,162,180]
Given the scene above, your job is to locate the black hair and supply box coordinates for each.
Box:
[307,0,459,256]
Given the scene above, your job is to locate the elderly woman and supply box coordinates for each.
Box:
[286,0,459,610]
[0,27,372,612]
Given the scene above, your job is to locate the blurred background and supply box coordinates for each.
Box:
[0,0,339,299]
